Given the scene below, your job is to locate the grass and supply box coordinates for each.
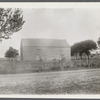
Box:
[0,54,99,94]
[0,68,100,94]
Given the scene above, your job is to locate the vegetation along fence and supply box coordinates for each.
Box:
[0,54,99,74]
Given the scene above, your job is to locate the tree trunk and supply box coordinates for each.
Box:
[80,55,82,60]
[76,53,77,60]
[87,55,90,67]
[79,53,83,60]
[12,57,16,73]
[88,55,89,60]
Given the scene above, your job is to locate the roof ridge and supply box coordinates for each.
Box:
[21,38,69,47]
[21,38,66,40]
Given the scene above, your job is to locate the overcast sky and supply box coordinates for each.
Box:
[0,8,100,57]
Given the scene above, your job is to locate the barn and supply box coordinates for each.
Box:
[20,38,71,61]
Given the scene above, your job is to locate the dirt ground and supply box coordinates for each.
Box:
[0,68,100,94]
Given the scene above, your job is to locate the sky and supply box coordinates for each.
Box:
[0,8,100,57]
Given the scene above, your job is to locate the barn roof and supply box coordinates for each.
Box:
[21,38,70,47]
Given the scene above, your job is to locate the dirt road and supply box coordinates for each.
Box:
[0,68,100,94]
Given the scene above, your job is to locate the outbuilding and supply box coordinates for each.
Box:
[20,38,71,61]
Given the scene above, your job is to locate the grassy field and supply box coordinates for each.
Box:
[0,68,100,94]
[0,55,99,94]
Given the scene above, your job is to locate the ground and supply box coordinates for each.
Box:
[0,68,100,94]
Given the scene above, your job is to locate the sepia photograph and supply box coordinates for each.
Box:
[0,3,100,97]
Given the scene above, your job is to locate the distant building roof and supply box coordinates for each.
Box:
[21,38,70,47]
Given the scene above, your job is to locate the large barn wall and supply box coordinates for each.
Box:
[21,46,70,61]
[20,41,23,61]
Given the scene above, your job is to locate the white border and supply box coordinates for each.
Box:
[0,2,100,8]
[0,94,100,98]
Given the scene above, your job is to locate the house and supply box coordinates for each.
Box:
[20,38,71,61]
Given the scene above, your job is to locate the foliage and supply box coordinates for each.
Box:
[71,40,97,59]
[71,54,100,69]
[1,55,100,74]
[97,37,100,48]
[5,47,19,59]
[0,8,25,41]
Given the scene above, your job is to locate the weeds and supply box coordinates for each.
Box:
[0,54,100,74]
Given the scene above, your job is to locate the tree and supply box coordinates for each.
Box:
[97,37,100,48]
[71,40,97,60]
[0,8,25,42]
[71,42,81,59]
[5,47,19,60]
